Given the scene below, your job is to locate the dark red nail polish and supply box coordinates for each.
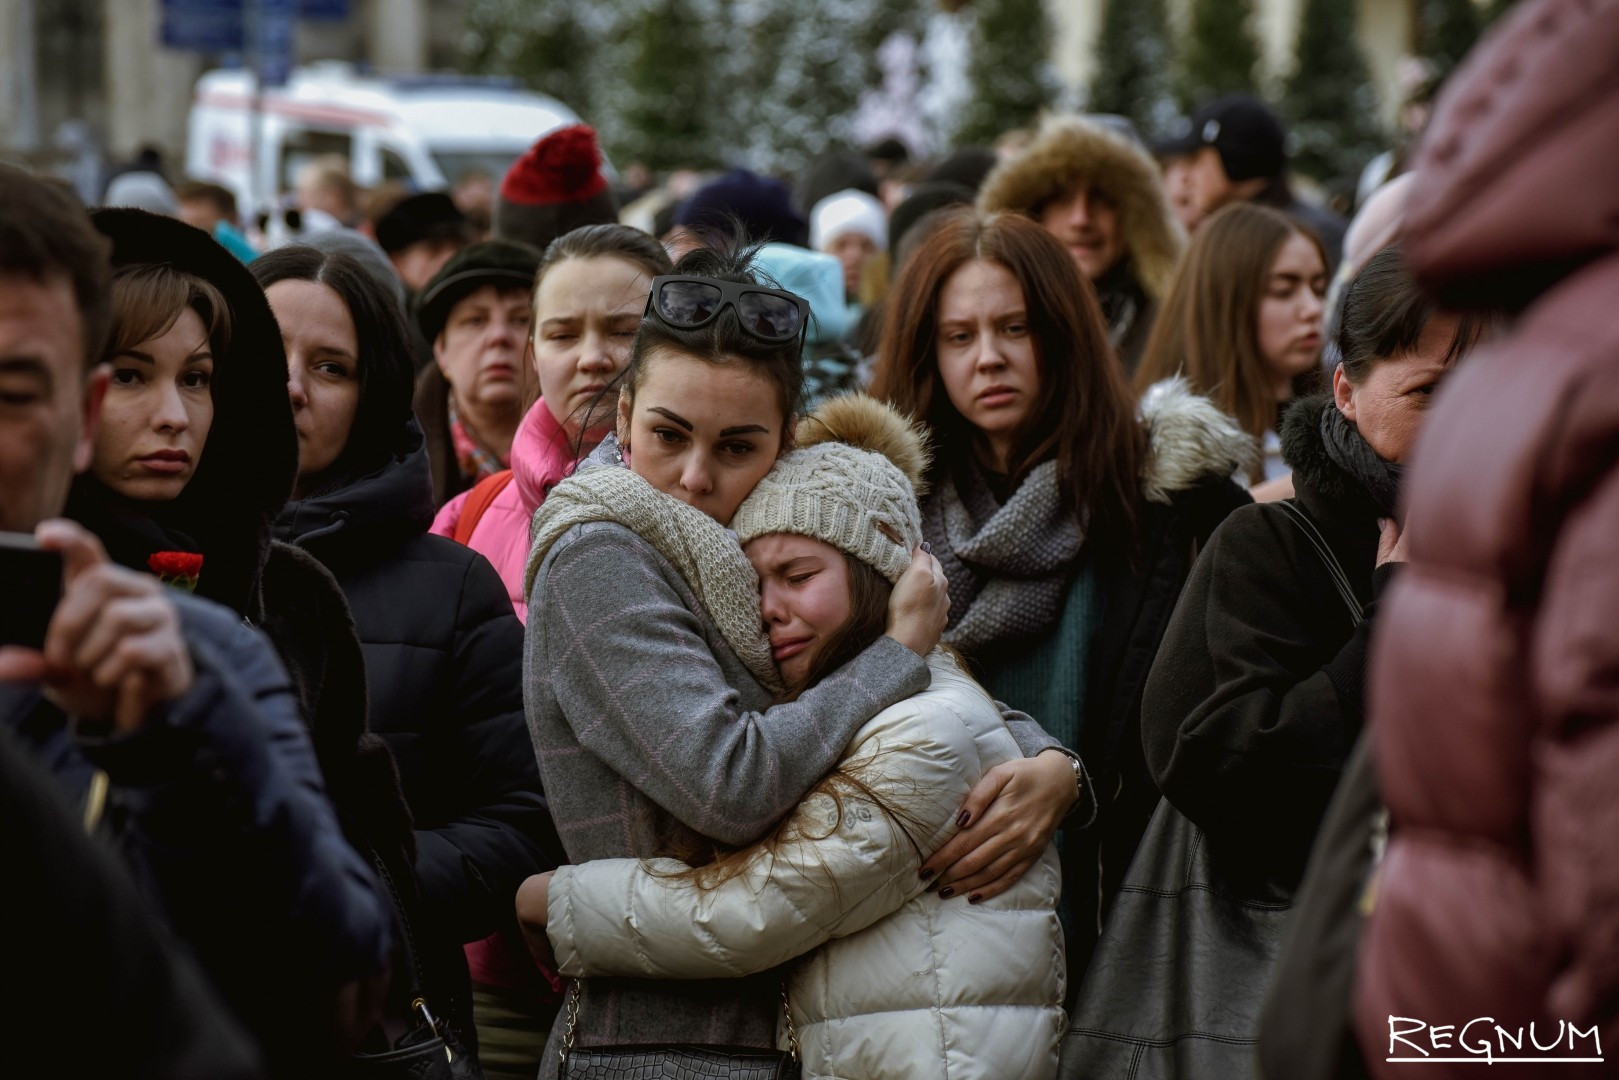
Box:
[967,894,982,905]
[956,810,971,828]
[938,887,955,899]
[919,868,934,881]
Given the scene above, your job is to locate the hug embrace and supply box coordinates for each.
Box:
[512,241,1076,1080]
[511,213,1250,1080]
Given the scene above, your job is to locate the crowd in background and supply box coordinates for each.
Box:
[2,0,1617,1077]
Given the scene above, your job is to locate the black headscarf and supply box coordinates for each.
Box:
[69,209,298,617]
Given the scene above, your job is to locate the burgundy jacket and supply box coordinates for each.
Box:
[1353,1,1619,1076]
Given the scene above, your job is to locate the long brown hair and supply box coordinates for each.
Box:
[1134,203,1326,482]
[870,208,1144,559]
[662,554,930,888]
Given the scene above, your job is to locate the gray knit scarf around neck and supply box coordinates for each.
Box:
[1319,404,1403,518]
[922,457,1086,653]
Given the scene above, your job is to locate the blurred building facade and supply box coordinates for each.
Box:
[1,0,1430,197]
[1051,0,1422,129]
[0,0,471,188]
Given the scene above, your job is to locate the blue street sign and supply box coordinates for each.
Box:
[160,0,244,52]
[160,0,304,88]
[256,0,297,87]
[299,0,350,20]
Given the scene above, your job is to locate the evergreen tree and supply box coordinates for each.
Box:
[460,0,604,121]
[1417,0,1484,81]
[1088,0,1177,139]
[602,0,736,172]
[955,0,1060,146]
[1285,0,1384,184]
[1177,0,1264,109]
[737,0,922,175]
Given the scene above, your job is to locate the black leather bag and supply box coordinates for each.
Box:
[1059,797,1296,1078]
[345,854,483,1080]
[556,981,800,1080]
[1058,500,1365,1080]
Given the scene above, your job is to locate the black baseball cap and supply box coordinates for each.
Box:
[1154,94,1287,182]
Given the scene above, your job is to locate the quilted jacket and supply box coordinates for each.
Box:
[431,396,583,622]
[546,651,1065,1080]
[1351,1,1619,1075]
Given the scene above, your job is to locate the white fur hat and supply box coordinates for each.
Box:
[809,189,888,253]
[733,395,928,584]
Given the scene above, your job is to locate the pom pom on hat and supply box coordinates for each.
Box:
[494,124,620,252]
[732,395,930,584]
[499,124,611,205]
[796,393,929,491]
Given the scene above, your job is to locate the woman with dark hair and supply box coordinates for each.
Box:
[1134,202,1329,486]
[519,240,1075,1073]
[68,209,409,1072]
[431,224,672,620]
[256,245,556,1055]
[870,206,1255,982]
[1131,247,1491,1072]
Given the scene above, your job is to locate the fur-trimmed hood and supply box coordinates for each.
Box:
[978,116,1185,301]
[1138,377,1259,503]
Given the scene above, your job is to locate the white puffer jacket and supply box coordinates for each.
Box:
[547,651,1065,1080]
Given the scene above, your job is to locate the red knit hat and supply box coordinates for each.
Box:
[494,124,620,252]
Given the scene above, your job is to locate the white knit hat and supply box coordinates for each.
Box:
[733,395,929,584]
[809,188,888,253]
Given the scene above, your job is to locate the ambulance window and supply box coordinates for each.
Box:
[382,149,413,182]
[280,130,354,191]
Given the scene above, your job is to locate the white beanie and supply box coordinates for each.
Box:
[733,395,928,584]
[809,189,888,253]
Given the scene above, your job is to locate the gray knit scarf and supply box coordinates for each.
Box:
[1319,404,1403,518]
[922,458,1086,652]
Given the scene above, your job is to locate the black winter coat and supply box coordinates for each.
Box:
[1064,472,1251,982]
[1141,394,1397,886]
[276,424,557,1034]
[0,592,393,1073]
[0,722,267,1079]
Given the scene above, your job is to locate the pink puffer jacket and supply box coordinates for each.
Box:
[431,398,583,623]
[1353,1,1619,1076]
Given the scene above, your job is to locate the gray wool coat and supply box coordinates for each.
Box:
[526,519,1064,1065]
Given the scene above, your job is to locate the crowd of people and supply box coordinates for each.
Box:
[3,1,1617,1077]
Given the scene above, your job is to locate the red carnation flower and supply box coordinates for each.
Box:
[148,551,204,591]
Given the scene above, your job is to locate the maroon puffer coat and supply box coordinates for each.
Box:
[1352,1,1619,1076]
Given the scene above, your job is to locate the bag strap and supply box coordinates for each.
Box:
[451,470,515,546]
[367,850,444,1035]
[1275,500,1364,627]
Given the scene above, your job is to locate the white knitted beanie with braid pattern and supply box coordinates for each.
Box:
[732,395,929,584]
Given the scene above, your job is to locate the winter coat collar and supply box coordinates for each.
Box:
[512,397,581,514]
[1138,377,1259,503]
[1280,394,1384,558]
[978,116,1185,300]
[274,420,436,557]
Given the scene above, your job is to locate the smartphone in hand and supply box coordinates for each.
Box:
[0,532,64,650]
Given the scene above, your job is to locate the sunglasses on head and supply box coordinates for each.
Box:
[644,275,810,346]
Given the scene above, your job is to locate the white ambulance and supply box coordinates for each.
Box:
[185,62,586,212]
